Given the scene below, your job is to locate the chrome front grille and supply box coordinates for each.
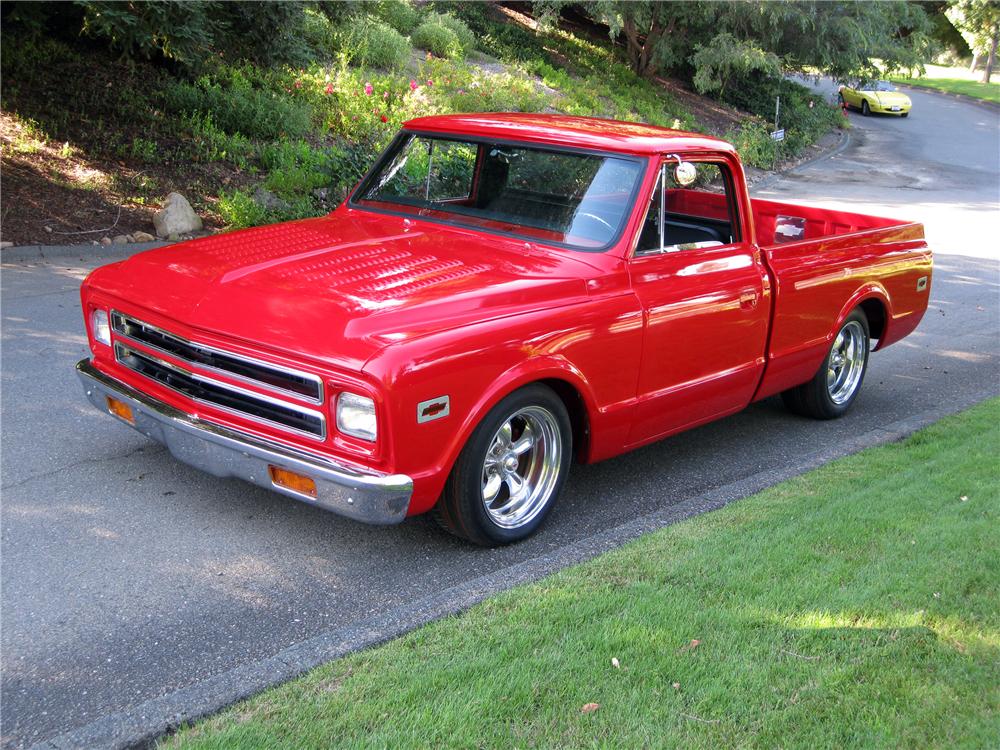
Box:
[110,311,322,403]
[111,321,327,440]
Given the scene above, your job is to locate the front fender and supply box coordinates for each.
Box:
[363,294,645,514]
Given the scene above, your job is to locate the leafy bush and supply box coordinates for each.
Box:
[426,13,475,55]
[371,0,420,35]
[260,140,335,199]
[411,20,463,60]
[338,17,411,71]
[724,119,777,169]
[163,76,312,140]
[722,73,844,156]
[301,6,338,57]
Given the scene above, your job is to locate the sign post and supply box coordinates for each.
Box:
[772,95,781,170]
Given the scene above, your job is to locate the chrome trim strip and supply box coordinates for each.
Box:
[114,341,328,442]
[110,311,324,404]
[77,359,412,525]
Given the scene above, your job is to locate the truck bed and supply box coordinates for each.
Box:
[748,197,933,402]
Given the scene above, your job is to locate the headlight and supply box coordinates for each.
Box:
[91,308,111,346]
[336,392,376,441]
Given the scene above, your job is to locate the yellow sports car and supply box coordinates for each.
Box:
[838,80,912,117]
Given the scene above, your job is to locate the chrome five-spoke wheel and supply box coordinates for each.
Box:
[827,320,866,405]
[436,384,572,546]
[481,406,562,529]
[781,308,870,420]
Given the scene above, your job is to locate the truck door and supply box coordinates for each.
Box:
[626,156,770,446]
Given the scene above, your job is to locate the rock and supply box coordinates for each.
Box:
[100,236,112,246]
[44,225,53,233]
[91,240,99,246]
[132,231,155,243]
[312,187,329,201]
[153,192,202,238]
[112,234,129,245]
[0,240,13,249]
[168,233,180,241]
[253,186,289,212]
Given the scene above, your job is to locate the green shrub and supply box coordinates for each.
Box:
[426,13,475,55]
[724,119,777,169]
[217,189,271,229]
[371,0,420,34]
[411,20,463,60]
[163,76,312,140]
[339,18,411,71]
[301,6,338,57]
[260,140,334,199]
[722,73,842,157]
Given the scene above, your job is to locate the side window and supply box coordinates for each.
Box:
[636,161,739,254]
[368,137,477,204]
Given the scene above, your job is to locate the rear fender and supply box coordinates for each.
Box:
[834,283,892,350]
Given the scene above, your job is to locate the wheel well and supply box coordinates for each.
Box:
[858,299,886,346]
[540,378,590,462]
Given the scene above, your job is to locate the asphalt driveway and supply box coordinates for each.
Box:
[2,85,998,748]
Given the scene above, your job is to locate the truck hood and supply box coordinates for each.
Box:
[88,208,600,370]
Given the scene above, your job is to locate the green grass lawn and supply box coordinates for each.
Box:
[890,63,1000,104]
[165,398,1000,749]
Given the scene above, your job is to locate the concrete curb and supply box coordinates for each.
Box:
[0,242,171,263]
[28,388,998,750]
[892,81,1000,112]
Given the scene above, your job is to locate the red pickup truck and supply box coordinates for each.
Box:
[77,114,932,545]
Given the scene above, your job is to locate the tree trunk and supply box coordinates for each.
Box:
[982,26,998,84]
[969,51,980,72]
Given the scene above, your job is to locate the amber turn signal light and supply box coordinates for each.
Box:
[106,396,135,424]
[268,465,317,498]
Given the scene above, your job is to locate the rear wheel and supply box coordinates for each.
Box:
[781,309,870,420]
[862,100,871,116]
[435,384,571,546]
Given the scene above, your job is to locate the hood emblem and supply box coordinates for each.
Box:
[417,396,450,423]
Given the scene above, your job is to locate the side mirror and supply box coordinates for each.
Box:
[674,161,697,186]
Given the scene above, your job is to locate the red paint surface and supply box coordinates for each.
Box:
[80,115,931,514]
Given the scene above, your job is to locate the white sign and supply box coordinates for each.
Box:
[770,129,785,141]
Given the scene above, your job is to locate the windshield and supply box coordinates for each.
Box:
[352,134,645,250]
[861,80,895,92]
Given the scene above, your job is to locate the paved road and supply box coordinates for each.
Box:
[2,89,998,748]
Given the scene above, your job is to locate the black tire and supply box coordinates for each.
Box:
[435,384,572,546]
[862,100,871,116]
[901,112,909,118]
[781,309,870,420]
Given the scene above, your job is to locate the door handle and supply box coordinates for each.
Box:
[740,290,758,308]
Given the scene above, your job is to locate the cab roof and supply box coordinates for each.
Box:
[403,113,735,157]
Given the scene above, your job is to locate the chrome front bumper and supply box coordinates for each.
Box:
[76,359,413,524]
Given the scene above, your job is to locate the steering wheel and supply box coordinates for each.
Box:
[570,212,615,243]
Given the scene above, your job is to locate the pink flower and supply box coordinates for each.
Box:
[380,114,388,123]
[426,79,433,87]
[324,83,334,95]
[409,79,418,91]
[293,79,302,90]
[364,82,373,96]
[382,91,389,100]
[457,89,465,95]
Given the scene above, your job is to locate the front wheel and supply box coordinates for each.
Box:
[901,112,909,118]
[435,384,572,546]
[862,100,871,116]
[781,309,870,420]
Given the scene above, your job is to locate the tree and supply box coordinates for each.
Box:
[576,1,931,84]
[948,0,1000,82]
